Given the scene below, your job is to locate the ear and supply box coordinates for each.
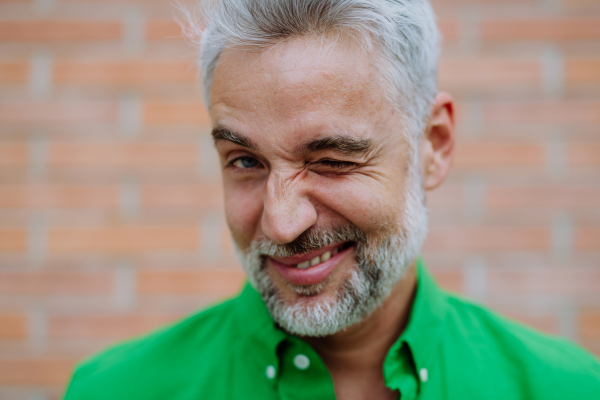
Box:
[420,92,455,191]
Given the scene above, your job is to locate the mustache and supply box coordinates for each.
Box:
[248,225,367,258]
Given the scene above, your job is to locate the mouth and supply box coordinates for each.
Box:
[268,242,354,286]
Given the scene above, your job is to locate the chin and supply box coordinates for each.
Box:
[234,174,429,337]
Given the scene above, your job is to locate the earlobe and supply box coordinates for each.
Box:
[422,92,455,191]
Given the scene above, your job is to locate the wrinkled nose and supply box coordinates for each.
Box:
[261,174,317,244]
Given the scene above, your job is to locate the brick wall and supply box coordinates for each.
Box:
[0,0,599,398]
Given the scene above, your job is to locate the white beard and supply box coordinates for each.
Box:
[235,165,429,337]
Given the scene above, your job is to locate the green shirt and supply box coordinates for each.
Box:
[64,259,600,399]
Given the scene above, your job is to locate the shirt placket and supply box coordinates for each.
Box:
[384,341,421,400]
[276,338,336,400]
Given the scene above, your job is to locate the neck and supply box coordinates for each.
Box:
[303,262,418,398]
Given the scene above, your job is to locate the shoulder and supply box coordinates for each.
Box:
[64,295,243,400]
[442,293,600,398]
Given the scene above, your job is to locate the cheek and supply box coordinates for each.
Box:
[312,175,400,234]
[224,179,264,250]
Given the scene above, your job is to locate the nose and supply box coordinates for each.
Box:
[261,173,317,244]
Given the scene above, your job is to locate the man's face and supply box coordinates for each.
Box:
[210,35,428,336]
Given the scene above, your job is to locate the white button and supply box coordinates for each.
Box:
[265,365,276,379]
[419,368,428,383]
[293,354,310,370]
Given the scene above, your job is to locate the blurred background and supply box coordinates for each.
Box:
[0,0,599,398]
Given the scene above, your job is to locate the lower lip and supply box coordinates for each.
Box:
[269,245,354,286]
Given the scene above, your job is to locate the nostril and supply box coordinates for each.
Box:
[261,198,318,245]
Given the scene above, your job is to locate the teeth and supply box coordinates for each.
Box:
[297,261,310,269]
[295,248,338,269]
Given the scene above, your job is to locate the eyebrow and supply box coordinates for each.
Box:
[211,127,258,150]
[300,135,374,157]
[211,127,374,158]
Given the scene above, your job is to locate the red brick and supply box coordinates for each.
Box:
[0,62,28,84]
[431,0,534,5]
[482,18,600,41]
[568,144,600,166]
[48,314,182,339]
[0,102,118,123]
[54,61,195,85]
[565,58,600,84]
[0,0,597,386]
[487,185,600,209]
[575,228,600,250]
[48,143,198,168]
[0,184,118,208]
[430,269,463,294]
[0,271,112,295]
[581,340,600,358]
[141,184,224,209]
[221,231,234,252]
[0,315,27,339]
[496,309,559,335]
[487,268,600,296]
[0,144,28,166]
[0,230,27,252]
[439,58,541,90]
[0,20,122,42]
[426,184,463,208]
[48,226,199,254]
[437,18,460,42]
[580,310,600,339]
[485,101,600,124]
[146,20,183,41]
[424,227,549,251]
[61,0,176,1]
[0,358,76,385]
[149,17,462,44]
[454,143,545,167]
[562,0,600,4]
[138,268,245,295]
[143,101,210,125]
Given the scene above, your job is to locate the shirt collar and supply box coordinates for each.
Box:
[235,257,447,392]
[233,283,288,384]
[384,257,447,394]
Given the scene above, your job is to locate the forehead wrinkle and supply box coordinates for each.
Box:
[211,35,400,162]
[214,36,381,116]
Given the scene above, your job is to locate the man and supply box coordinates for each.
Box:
[64,0,600,399]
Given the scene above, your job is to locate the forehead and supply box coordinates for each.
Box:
[210,35,397,143]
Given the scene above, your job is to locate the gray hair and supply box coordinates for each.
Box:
[183,0,441,139]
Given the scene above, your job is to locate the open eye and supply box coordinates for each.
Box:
[232,156,260,169]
